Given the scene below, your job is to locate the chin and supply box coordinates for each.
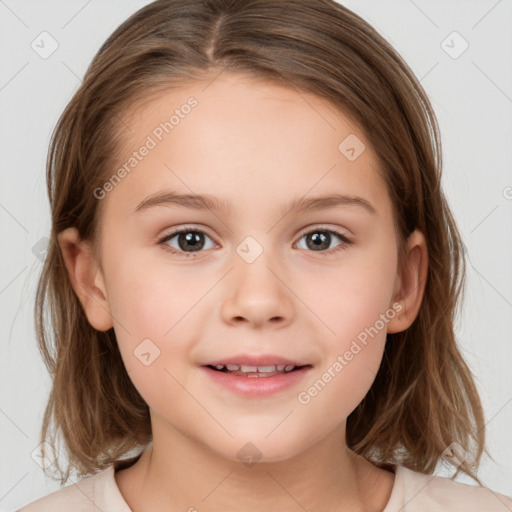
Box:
[209,435,310,467]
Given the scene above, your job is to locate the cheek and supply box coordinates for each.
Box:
[304,246,397,345]
[104,264,197,414]
[295,246,397,412]
[106,247,211,337]
[102,249,211,396]
[295,279,393,426]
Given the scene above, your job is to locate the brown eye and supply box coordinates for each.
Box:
[159,228,216,256]
[296,228,351,253]
[175,231,206,252]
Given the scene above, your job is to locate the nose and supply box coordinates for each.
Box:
[220,250,294,329]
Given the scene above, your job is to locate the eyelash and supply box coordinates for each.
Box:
[157,225,352,258]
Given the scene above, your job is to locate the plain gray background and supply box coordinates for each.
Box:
[1,0,511,509]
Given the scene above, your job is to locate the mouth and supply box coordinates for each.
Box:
[205,363,311,378]
[201,361,313,397]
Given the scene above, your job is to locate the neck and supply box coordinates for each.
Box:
[115,420,394,512]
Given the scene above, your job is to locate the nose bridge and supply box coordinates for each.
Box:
[220,234,293,327]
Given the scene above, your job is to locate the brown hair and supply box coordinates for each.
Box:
[35,0,488,485]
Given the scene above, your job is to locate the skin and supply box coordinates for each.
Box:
[59,72,428,512]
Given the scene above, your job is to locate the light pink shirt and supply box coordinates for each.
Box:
[17,461,512,511]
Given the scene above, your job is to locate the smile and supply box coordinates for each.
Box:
[201,364,313,397]
[207,363,304,377]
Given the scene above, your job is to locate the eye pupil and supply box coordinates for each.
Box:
[307,232,330,251]
[179,232,204,251]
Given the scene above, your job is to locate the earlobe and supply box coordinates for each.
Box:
[387,229,428,334]
[57,227,113,332]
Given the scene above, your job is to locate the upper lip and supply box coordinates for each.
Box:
[202,354,310,367]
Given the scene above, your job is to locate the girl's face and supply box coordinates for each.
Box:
[93,73,409,463]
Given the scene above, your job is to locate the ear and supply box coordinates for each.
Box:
[57,227,113,332]
[387,229,428,334]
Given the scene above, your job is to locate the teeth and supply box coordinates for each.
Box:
[241,365,258,372]
[212,363,298,374]
[255,365,277,373]
[239,365,281,373]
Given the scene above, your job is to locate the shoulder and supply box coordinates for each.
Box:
[395,465,512,512]
[16,465,123,512]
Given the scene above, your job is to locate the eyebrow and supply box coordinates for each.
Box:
[133,190,377,216]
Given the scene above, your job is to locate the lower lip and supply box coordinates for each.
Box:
[201,366,312,397]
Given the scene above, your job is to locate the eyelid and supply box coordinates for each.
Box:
[296,224,350,239]
[158,224,218,245]
[294,224,352,252]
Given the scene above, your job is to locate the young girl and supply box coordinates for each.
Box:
[18,0,512,510]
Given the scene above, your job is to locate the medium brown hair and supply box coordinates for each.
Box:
[35,0,488,485]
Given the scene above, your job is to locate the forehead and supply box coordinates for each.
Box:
[119,72,366,159]
[103,73,391,221]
